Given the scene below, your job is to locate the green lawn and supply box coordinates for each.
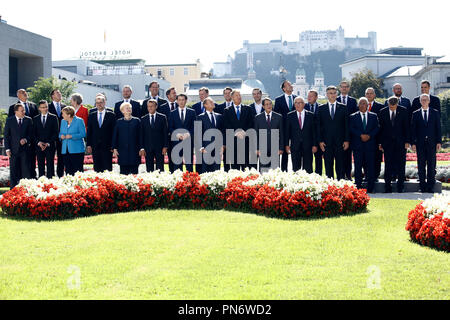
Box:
[0,199,448,300]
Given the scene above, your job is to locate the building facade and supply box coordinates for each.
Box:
[0,21,52,108]
[145,60,202,93]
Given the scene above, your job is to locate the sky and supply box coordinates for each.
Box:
[2,0,449,71]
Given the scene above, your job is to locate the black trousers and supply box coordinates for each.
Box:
[63,152,84,176]
[120,165,139,175]
[344,149,352,180]
[223,148,230,172]
[354,148,375,192]
[291,146,313,173]
[417,141,437,192]
[10,150,30,188]
[145,150,164,172]
[281,151,289,172]
[36,146,56,178]
[313,147,323,175]
[92,148,113,172]
[56,140,64,178]
[167,143,174,173]
[324,143,345,180]
[172,143,194,172]
[384,143,406,192]
[227,137,252,171]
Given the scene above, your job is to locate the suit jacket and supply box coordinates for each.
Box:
[214,102,227,115]
[367,101,384,115]
[223,104,254,133]
[114,99,141,119]
[411,108,442,147]
[59,116,86,154]
[249,102,264,118]
[349,112,379,151]
[192,101,220,116]
[378,106,410,148]
[274,94,297,119]
[384,96,411,109]
[89,107,114,114]
[197,112,225,149]
[337,95,358,115]
[254,111,284,152]
[168,107,196,146]
[8,101,38,118]
[285,110,316,152]
[304,102,320,116]
[86,110,116,151]
[141,97,168,117]
[412,94,441,114]
[48,102,66,122]
[140,112,168,152]
[4,116,33,154]
[317,102,350,146]
[33,113,59,149]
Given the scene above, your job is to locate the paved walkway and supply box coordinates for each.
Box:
[368,192,436,200]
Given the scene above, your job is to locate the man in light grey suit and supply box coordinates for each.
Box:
[254,98,284,172]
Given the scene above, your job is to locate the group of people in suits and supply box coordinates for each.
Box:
[3,79,442,193]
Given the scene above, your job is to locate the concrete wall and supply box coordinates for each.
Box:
[0,22,51,109]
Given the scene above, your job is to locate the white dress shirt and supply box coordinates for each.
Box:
[421,108,429,121]
[328,101,336,115]
[254,102,263,114]
[285,94,294,108]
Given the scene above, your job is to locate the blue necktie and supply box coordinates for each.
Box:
[343,96,347,105]
[236,106,240,120]
[210,112,215,128]
[56,102,61,117]
[151,114,155,127]
[24,103,29,116]
[330,103,335,119]
[98,112,103,127]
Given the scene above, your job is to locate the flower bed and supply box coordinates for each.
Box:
[0,169,369,220]
[406,192,450,252]
[406,153,450,162]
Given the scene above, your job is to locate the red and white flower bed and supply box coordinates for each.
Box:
[406,192,450,252]
[0,169,369,220]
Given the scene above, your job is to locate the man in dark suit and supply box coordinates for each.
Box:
[89,93,114,114]
[217,87,233,171]
[305,89,322,175]
[165,87,178,113]
[249,88,264,117]
[411,80,441,114]
[140,99,168,172]
[141,81,168,117]
[197,97,225,173]
[349,98,379,193]
[365,87,385,180]
[169,94,196,172]
[86,96,116,172]
[48,89,66,178]
[9,89,38,179]
[384,83,412,115]
[411,94,442,193]
[114,85,141,119]
[285,96,317,173]
[223,90,255,170]
[191,87,210,116]
[378,96,410,193]
[254,98,283,172]
[4,104,33,188]
[337,80,358,180]
[33,100,59,178]
[274,80,297,171]
[317,86,350,180]
[164,87,178,173]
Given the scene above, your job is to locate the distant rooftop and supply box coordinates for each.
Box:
[385,65,423,78]
[378,47,423,55]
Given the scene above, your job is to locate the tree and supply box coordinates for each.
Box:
[27,76,76,104]
[438,89,450,139]
[347,69,384,98]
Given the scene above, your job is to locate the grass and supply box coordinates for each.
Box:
[0,199,448,300]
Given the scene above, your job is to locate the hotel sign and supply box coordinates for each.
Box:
[80,49,132,60]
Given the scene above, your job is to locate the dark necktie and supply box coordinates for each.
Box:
[362,113,367,131]
[288,96,293,110]
[171,102,175,111]
[423,110,428,125]
[42,115,46,127]
[267,114,271,127]
[24,103,29,116]
[151,114,155,127]
[330,104,335,119]
[18,118,22,128]
[391,111,395,127]
[210,112,215,128]
[180,109,185,124]
[311,104,315,114]
[236,106,240,120]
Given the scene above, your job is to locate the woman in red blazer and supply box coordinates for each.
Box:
[70,93,89,128]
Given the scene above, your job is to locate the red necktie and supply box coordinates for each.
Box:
[369,103,372,112]
[298,113,302,129]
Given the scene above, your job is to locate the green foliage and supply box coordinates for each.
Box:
[0,109,8,137]
[439,89,450,138]
[347,69,384,98]
[27,76,76,105]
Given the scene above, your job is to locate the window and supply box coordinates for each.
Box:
[447,76,450,83]
[184,68,188,76]
[170,68,174,76]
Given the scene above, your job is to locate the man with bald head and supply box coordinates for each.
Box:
[411,94,442,193]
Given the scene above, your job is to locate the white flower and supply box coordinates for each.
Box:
[421,191,450,219]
